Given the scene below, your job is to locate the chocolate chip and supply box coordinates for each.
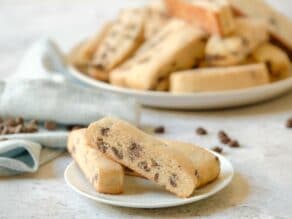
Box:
[229,140,240,148]
[100,127,110,137]
[154,173,159,182]
[286,118,292,128]
[44,120,57,131]
[96,138,108,153]
[0,138,8,141]
[218,130,228,139]
[150,159,159,167]
[169,174,177,187]
[94,63,105,70]
[265,60,272,73]
[215,156,219,162]
[241,37,249,46]
[111,147,123,159]
[154,126,165,134]
[212,146,223,154]
[218,130,231,144]
[196,127,207,135]
[137,161,151,172]
[194,169,200,178]
[128,142,142,160]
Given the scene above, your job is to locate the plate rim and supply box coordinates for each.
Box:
[68,65,292,98]
[64,152,234,209]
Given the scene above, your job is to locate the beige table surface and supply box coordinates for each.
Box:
[0,0,292,218]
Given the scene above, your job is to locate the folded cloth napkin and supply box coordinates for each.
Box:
[0,38,139,176]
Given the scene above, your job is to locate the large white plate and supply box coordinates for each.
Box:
[69,66,292,109]
[64,152,233,209]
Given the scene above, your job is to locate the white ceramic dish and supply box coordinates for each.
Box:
[68,66,292,109]
[64,152,233,209]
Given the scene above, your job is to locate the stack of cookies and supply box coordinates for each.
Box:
[67,117,221,198]
[68,0,292,93]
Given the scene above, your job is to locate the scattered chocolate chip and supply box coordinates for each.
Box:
[218,130,231,144]
[215,156,219,162]
[286,118,292,128]
[212,146,223,154]
[196,127,207,135]
[128,142,142,160]
[111,147,123,159]
[229,140,240,148]
[0,138,8,142]
[154,126,165,134]
[44,120,57,131]
[154,173,159,182]
[101,127,110,137]
[169,174,177,187]
[218,130,227,139]
[137,161,151,172]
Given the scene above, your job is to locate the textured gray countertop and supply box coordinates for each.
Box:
[0,1,291,218]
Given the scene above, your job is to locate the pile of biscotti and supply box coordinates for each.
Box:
[68,0,292,93]
[67,117,221,198]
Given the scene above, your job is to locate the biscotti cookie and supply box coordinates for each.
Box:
[205,18,269,66]
[91,9,145,74]
[164,0,235,35]
[67,129,124,194]
[110,19,206,90]
[170,63,270,93]
[86,117,199,198]
[67,22,112,69]
[144,7,170,40]
[229,0,292,54]
[163,140,220,188]
[251,43,290,81]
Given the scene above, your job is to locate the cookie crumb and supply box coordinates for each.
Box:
[154,126,165,134]
[196,127,207,135]
[212,146,223,154]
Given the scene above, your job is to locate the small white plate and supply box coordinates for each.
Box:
[68,66,292,109]
[64,152,233,208]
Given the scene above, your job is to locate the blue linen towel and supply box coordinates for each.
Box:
[0,38,139,176]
